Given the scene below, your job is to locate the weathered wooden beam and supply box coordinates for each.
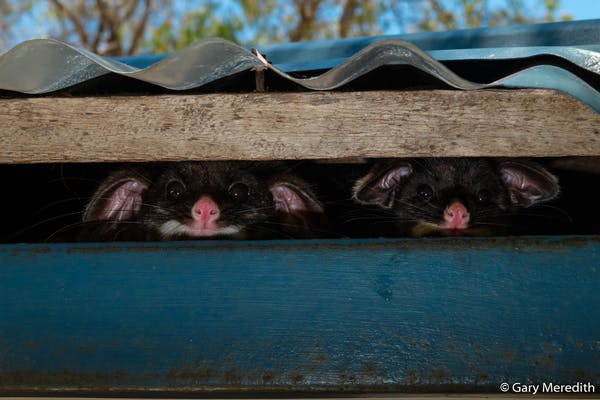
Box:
[1,89,599,163]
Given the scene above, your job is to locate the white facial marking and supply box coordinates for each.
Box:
[159,220,241,238]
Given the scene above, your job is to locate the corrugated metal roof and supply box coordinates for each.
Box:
[1,19,600,112]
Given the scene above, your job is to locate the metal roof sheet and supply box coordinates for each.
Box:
[1,19,600,112]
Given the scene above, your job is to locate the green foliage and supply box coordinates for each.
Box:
[148,2,242,52]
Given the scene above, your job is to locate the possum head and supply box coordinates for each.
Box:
[83,162,324,240]
[353,158,559,236]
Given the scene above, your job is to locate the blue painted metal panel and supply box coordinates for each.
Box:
[266,45,600,75]
[0,236,598,394]
[259,19,600,71]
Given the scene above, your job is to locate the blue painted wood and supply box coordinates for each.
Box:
[0,236,599,393]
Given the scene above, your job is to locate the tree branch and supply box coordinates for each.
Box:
[95,0,124,55]
[49,0,90,45]
[427,0,456,30]
[128,0,151,55]
[339,0,358,38]
[290,0,321,42]
[91,0,109,53]
[123,0,139,21]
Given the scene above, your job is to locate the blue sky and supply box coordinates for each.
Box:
[526,0,600,20]
[370,0,600,37]
[477,0,600,20]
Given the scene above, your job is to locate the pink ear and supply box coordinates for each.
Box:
[84,172,149,222]
[353,162,413,207]
[498,161,559,207]
[97,180,147,221]
[270,183,323,214]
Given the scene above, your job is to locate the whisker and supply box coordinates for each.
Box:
[529,204,573,222]
[30,197,88,217]
[9,211,86,240]
[44,220,88,242]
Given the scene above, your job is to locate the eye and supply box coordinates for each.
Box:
[417,184,433,201]
[229,182,249,203]
[476,189,492,204]
[166,180,185,201]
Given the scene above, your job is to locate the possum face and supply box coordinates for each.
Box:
[83,162,324,240]
[138,162,273,238]
[353,158,560,236]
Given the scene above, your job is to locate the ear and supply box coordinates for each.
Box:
[269,179,324,214]
[498,160,560,207]
[83,169,150,222]
[267,175,327,238]
[352,162,413,208]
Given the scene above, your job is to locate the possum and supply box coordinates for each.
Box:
[78,161,326,241]
[352,158,560,237]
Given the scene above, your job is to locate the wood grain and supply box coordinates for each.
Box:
[1,89,600,163]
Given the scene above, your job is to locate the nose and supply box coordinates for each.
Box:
[192,196,220,223]
[444,201,470,229]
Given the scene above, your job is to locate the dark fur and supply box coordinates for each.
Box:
[353,158,560,236]
[79,161,326,241]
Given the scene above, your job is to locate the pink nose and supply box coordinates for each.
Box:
[444,201,470,229]
[192,196,220,223]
